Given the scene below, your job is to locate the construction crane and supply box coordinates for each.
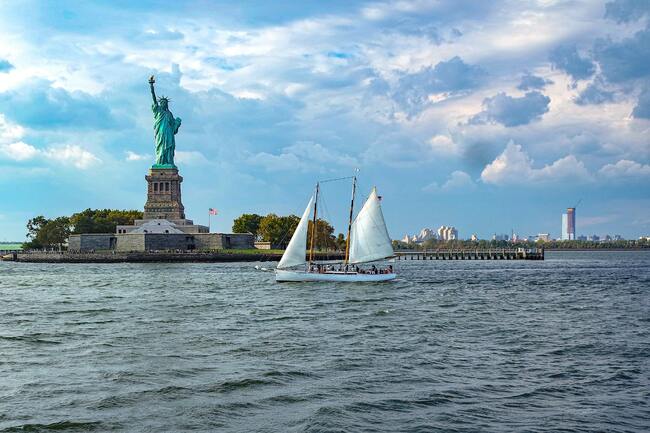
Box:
[573,198,582,209]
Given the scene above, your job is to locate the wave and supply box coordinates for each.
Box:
[1,421,102,432]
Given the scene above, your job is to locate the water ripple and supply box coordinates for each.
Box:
[0,251,648,432]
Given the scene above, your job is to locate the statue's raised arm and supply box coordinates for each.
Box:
[149,75,158,107]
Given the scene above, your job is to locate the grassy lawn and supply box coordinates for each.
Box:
[215,249,285,254]
[0,243,23,250]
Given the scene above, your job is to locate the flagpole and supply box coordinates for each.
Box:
[208,210,211,233]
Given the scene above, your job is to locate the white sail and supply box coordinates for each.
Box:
[277,195,314,269]
[348,187,394,264]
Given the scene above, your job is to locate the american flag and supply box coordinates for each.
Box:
[208,208,218,215]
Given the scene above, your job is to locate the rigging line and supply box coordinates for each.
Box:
[274,190,314,247]
[318,175,356,184]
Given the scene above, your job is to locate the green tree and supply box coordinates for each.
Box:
[258,214,301,247]
[69,209,143,233]
[232,213,263,237]
[307,218,337,251]
[33,217,71,249]
[26,216,49,241]
[336,233,346,251]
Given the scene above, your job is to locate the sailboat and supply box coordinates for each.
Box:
[275,177,396,282]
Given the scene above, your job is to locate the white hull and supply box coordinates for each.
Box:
[275,269,396,282]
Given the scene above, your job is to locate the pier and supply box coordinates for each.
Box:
[395,248,544,260]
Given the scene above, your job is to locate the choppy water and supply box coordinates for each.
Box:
[1,251,649,432]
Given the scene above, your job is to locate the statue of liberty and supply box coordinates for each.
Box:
[149,75,181,168]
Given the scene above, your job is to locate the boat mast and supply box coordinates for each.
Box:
[344,176,357,265]
[308,182,319,265]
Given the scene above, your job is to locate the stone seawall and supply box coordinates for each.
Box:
[9,251,345,263]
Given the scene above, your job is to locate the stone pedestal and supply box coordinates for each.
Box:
[143,167,186,220]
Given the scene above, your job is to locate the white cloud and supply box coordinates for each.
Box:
[599,159,650,179]
[0,141,39,161]
[248,141,358,172]
[480,141,592,185]
[125,150,149,161]
[43,144,100,169]
[1,114,100,168]
[175,150,210,165]
[428,134,460,156]
[423,170,475,193]
[0,114,39,162]
[0,114,24,142]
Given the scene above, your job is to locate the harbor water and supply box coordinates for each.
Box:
[1,251,648,432]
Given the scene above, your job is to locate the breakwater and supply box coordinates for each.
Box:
[3,251,345,263]
[395,248,544,260]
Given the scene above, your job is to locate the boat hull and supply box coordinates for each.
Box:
[275,269,396,282]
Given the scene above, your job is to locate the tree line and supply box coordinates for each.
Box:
[23,209,347,251]
[392,238,650,250]
[24,209,143,249]
[232,213,346,250]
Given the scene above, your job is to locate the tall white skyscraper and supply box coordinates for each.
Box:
[562,213,569,240]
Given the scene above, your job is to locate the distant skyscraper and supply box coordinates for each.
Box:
[567,207,576,240]
[561,213,569,240]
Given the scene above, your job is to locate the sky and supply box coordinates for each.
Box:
[0,0,649,241]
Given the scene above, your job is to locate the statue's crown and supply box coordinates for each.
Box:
[158,96,170,103]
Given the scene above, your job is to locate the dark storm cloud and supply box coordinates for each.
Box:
[575,81,615,105]
[632,87,650,119]
[594,27,650,84]
[549,45,595,81]
[394,56,485,115]
[470,91,551,127]
[517,73,552,91]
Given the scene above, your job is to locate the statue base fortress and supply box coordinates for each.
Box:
[69,166,254,252]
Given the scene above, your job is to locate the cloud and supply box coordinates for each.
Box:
[0,115,100,169]
[0,79,118,129]
[0,141,39,161]
[423,170,475,193]
[0,59,13,73]
[136,28,184,42]
[480,141,591,185]
[470,91,550,127]
[428,134,460,156]
[175,150,210,165]
[599,159,650,179]
[517,73,552,91]
[575,80,615,105]
[125,151,149,161]
[43,144,100,169]
[394,56,485,115]
[0,114,37,161]
[0,114,24,142]
[594,27,650,84]
[248,141,358,172]
[632,87,650,119]
[604,0,650,23]
[549,45,595,81]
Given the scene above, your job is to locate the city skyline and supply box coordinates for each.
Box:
[0,0,649,241]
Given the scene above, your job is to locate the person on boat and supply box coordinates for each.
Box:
[388,265,393,274]
[371,265,377,274]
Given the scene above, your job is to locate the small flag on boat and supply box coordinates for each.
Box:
[209,208,218,215]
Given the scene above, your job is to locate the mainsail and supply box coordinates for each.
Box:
[348,187,394,264]
[277,195,314,269]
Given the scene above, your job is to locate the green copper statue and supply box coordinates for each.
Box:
[149,75,181,168]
